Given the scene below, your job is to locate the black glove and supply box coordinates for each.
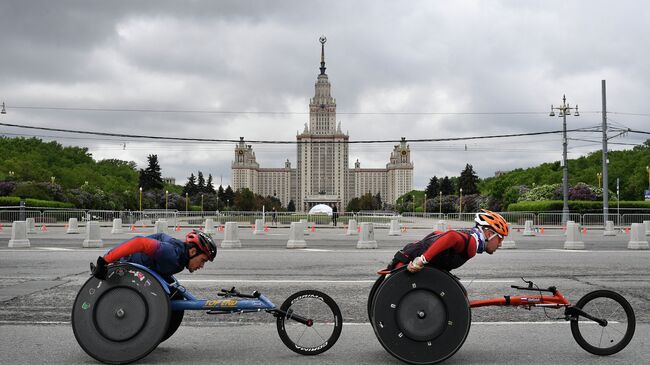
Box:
[91,256,108,280]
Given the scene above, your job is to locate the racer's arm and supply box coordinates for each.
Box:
[103,237,160,263]
[408,231,477,272]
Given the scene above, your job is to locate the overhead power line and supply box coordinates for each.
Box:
[0,121,607,144]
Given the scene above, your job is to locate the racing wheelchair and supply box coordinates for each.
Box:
[368,266,636,364]
[72,263,342,364]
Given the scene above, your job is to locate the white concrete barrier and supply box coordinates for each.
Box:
[564,222,584,250]
[83,221,103,248]
[111,218,123,234]
[564,220,575,236]
[26,217,36,234]
[287,222,307,248]
[299,219,310,235]
[434,220,447,232]
[523,220,535,236]
[66,218,80,234]
[603,220,616,236]
[8,221,30,248]
[253,218,265,235]
[501,237,516,249]
[628,223,649,249]
[204,218,216,234]
[388,219,401,236]
[221,222,241,248]
[357,222,377,249]
[644,220,650,236]
[154,220,168,234]
[347,219,358,236]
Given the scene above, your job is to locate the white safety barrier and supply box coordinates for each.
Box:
[628,223,649,250]
[111,218,123,234]
[221,222,241,248]
[357,222,377,249]
[83,221,103,248]
[644,220,650,236]
[204,218,216,234]
[8,221,30,248]
[603,220,616,236]
[347,219,358,236]
[26,217,36,234]
[564,222,584,250]
[154,220,168,234]
[434,220,447,232]
[564,220,575,236]
[388,219,401,236]
[523,220,535,236]
[253,218,265,235]
[501,236,516,249]
[287,221,307,248]
[67,218,80,234]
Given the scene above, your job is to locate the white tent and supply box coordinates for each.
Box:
[308,204,333,216]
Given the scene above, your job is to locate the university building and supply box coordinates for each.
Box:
[232,37,413,212]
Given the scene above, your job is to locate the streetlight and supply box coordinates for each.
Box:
[423,193,427,213]
[165,190,169,211]
[549,94,580,225]
[459,188,463,215]
[201,194,204,212]
[139,187,142,211]
[185,192,189,212]
[439,191,442,215]
[50,176,55,184]
[412,194,415,214]
[597,172,602,189]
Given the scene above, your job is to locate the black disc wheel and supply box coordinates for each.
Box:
[371,267,471,365]
[161,290,185,343]
[72,264,171,364]
[368,275,386,324]
[276,290,343,355]
[570,290,636,356]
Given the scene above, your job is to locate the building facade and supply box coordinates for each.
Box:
[231,37,413,212]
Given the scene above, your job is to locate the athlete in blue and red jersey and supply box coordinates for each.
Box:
[91,230,217,280]
[386,210,510,273]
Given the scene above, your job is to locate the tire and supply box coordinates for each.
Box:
[368,275,386,324]
[161,290,185,343]
[276,290,343,355]
[371,267,471,365]
[72,264,171,364]
[570,290,636,356]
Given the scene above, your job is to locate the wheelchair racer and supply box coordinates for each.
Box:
[91,230,217,281]
[385,209,509,273]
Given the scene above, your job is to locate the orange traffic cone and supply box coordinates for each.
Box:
[175,225,181,232]
[264,225,269,232]
[311,224,315,233]
[41,224,47,232]
[251,224,255,231]
[540,227,545,234]
[131,224,136,232]
[0,224,3,232]
[582,227,587,236]
[625,227,630,234]
[357,226,361,233]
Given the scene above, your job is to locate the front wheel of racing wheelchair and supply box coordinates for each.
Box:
[369,266,471,365]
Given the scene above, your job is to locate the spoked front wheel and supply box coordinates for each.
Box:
[570,290,636,356]
[276,290,343,355]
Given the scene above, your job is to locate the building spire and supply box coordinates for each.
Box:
[319,35,327,75]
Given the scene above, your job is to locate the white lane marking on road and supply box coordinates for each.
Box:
[35,247,74,251]
[542,249,593,253]
[176,279,515,284]
[301,249,332,252]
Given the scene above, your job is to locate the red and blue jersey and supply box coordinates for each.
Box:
[103,233,189,278]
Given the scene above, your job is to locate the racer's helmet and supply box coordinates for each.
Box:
[185,230,217,261]
[474,209,509,237]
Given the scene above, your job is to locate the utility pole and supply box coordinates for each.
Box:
[550,95,580,225]
[601,80,609,228]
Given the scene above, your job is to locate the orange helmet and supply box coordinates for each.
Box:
[475,209,509,237]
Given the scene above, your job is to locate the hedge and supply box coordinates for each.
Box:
[507,200,650,212]
[0,196,75,208]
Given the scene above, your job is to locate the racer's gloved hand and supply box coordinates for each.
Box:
[407,255,427,273]
[91,256,108,280]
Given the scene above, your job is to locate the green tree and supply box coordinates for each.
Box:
[459,164,479,194]
[425,176,440,198]
[206,174,216,194]
[197,171,205,193]
[234,188,256,211]
[183,173,198,196]
[224,186,235,207]
[287,199,296,212]
[138,154,163,191]
[440,176,454,195]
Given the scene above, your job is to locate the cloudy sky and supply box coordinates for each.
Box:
[1,0,648,189]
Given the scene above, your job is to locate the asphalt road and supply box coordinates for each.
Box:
[1,226,649,364]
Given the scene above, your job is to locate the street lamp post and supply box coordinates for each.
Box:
[412,194,415,214]
[201,194,204,212]
[597,173,602,189]
[439,191,442,215]
[646,166,650,190]
[423,193,427,214]
[549,95,580,225]
[459,188,463,215]
[139,187,142,211]
[185,193,189,212]
[50,176,55,185]
[165,190,169,211]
